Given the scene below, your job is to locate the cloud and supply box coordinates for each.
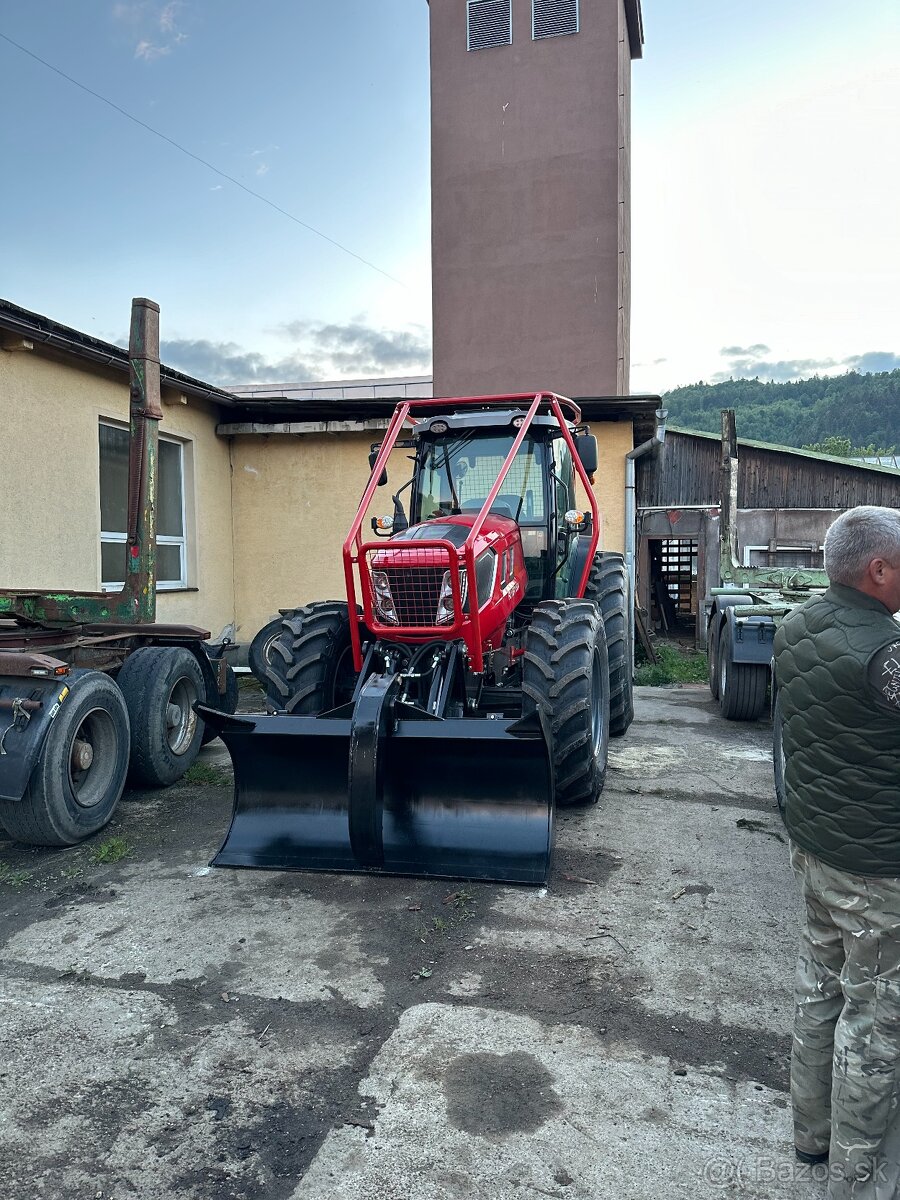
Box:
[844,351,900,374]
[135,39,171,60]
[720,343,771,357]
[113,1,188,61]
[712,355,839,384]
[156,319,433,386]
[255,162,270,177]
[281,319,433,376]
[711,345,900,385]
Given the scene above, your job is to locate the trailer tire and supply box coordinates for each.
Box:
[116,647,205,787]
[522,599,610,806]
[773,690,787,820]
[717,623,768,721]
[707,619,720,700]
[0,672,129,847]
[583,553,633,737]
[264,602,360,714]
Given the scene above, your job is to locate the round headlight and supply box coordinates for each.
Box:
[430,419,449,435]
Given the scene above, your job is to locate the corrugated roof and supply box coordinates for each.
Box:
[668,425,900,478]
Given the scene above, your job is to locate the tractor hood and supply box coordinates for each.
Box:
[379,514,518,564]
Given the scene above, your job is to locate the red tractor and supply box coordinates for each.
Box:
[202,392,633,884]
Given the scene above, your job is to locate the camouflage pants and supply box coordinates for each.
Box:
[791,843,900,1199]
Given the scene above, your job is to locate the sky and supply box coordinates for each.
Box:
[0,0,898,396]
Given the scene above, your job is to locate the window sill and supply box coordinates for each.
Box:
[157,587,200,594]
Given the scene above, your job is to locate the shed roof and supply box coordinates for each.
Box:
[669,425,900,479]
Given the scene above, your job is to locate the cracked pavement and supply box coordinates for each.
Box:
[0,686,826,1199]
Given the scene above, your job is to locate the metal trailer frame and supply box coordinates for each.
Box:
[706,410,829,719]
[0,299,233,828]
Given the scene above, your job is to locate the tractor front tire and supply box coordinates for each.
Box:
[583,553,633,737]
[117,646,206,787]
[0,671,130,846]
[264,602,359,714]
[522,599,610,807]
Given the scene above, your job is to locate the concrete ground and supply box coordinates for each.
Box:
[0,686,826,1200]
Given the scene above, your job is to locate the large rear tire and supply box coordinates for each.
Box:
[717,622,768,721]
[249,613,298,685]
[116,646,206,787]
[263,602,360,714]
[0,672,130,846]
[582,553,633,737]
[522,599,610,807]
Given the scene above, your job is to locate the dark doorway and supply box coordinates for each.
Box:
[648,537,698,639]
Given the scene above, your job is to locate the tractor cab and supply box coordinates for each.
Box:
[377,409,597,605]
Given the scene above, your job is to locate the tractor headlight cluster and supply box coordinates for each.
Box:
[371,571,399,625]
[436,569,467,625]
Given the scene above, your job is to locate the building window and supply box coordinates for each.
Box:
[533,0,579,39]
[744,546,825,570]
[99,422,187,591]
[467,0,512,51]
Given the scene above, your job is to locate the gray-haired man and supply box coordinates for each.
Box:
[774,505,900,1197]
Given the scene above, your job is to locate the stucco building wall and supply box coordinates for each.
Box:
[229,432,420,641]
[0,347,235,639]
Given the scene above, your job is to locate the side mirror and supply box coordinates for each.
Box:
[368,449,388,487]
[575,434,598,476]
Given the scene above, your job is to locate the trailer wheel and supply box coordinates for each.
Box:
[0,672,129,847]
[264,602,359,714]
[249,614,298,685]
[707,619,720,700]
[116,647,206,787]
[522,599,610,806]
[717,623,768,721]
[583,553,633,737]
[773,690,787,819]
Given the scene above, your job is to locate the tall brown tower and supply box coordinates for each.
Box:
[428,0,643,397]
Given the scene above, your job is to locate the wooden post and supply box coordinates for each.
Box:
[123,298,162,623]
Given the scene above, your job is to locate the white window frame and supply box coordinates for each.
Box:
[742,545,824,568]
[100,423,188,592]
[467,0,513,52]
[532,0,579,40]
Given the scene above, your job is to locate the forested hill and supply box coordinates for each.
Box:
[661,370,900,452]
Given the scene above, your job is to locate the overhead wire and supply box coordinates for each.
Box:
[0,29,406,287]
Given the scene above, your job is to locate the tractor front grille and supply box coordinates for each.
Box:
[381,566,447,627]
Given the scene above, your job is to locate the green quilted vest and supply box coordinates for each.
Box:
[774,583,900,877]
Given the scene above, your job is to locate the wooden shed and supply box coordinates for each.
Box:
[635,427,900,644]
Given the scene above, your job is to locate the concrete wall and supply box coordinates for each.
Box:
[0,345,235,639]
[430,0,635,397]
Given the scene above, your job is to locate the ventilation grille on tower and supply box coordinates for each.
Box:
[467,0,512,51]
[533,0,579,39]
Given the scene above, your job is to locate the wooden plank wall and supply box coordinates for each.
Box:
[637,432,900,509]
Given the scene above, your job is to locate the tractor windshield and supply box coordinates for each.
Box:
[414,433,547,525]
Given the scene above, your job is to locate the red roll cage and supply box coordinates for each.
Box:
[342,392,601,673]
